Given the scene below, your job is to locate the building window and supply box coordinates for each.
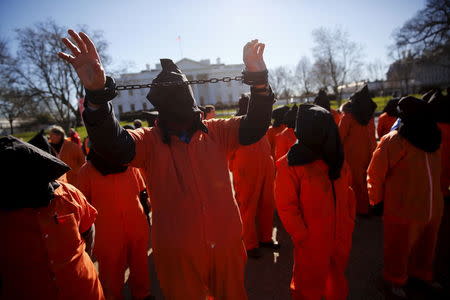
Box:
[118,105,123,114]
[128,90,133,96]
[130,104,135,111]
[143,102,148,110]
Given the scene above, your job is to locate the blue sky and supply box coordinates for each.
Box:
[0,0,424,73]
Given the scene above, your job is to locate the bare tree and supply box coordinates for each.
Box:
[386,45,416,94]
[367,59,387,81]
[10,20,110,128]
[0,89,34,134]
[393,0,450,60]
[295,56,314,96]
[269,66,295,102]
[311,58,330,91]
[311,27,363,104]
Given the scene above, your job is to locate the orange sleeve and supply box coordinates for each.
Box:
[348,186,357,221]
[275,134,288,162]
[368,118,377,153]
[367,137,391,206]
[77,145,86,167]
[68,184,97,233]
[338,113,351,143]
[206,117,242,155]
[75,163,92,202]
[342,164,356,221]
[132,167,147,191]
[377,114,386,139]
[128,128,153,169]
[274,160,308,243]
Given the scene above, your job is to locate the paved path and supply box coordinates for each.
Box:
[125,215,445,299]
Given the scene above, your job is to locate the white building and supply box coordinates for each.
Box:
[112,58,249,117]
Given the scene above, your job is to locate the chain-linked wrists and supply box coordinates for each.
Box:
[251,85,273,98]
[84,76,118,105]
[242,69,268,86]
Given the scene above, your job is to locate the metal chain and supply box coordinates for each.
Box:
[115,75,244,91]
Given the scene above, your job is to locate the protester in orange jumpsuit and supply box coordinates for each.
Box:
[0,136,104,300]
[313,89,341,125]
[427,90,450,290]
[275,105,298,161]
[377,98,399,139]
[229,95,278,258]
[59,31,274,299]
[275,104,355,300]
[266,105,289,158]
[68,127,82,146]
[77,149,152,300]
[339,85,377,215]
[367,97,443,298]
[49,125,86,184]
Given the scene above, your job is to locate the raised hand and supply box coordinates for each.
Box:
[58,29,106,91]
[243,39,267,72]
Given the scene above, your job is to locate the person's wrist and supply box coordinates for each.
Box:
[84,76,118,105]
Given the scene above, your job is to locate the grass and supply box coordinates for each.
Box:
[9,94,421,141]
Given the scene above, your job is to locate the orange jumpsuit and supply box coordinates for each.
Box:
[58,138,85,185]
[229,136,275,250]
[76,163,151,300]
[331,109,342,125]
[267,124,287,158]
[127,117,247,300]
[339,113,376,214]
[275,159,355,300]
[275,127,297,162]
[438,123,450,198]
[0,181,104,300]
[367,131,444,285]
[376,112,397,139]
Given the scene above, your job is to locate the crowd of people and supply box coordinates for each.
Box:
[0,29,449,300]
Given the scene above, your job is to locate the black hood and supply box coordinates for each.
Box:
[272,106,290,127]
[283,104,298,129]
[236,94,250,116]
[87,149,128,176]
[28,129,57,156]
[428,91,450,124]
[287,104,344,180]
[398,96,441,153]
[0,136,70,210]
[146,59,201,122]
[313,89,331,111]
[343,85,377,125]
[382,98,400,117]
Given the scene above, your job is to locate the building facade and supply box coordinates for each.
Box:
[112,58,249,118]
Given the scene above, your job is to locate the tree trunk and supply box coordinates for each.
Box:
[8,119,14,135]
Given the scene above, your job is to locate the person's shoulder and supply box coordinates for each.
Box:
[276,154,289,169]
[204,117,242,131]
[380,129,400,143]
[63,138,79,149]
[54,181,85,206]
[127,126,158,141]
[78,161,94,175]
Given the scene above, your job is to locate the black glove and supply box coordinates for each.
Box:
[242,69,268,85]
[84,76,118,105]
